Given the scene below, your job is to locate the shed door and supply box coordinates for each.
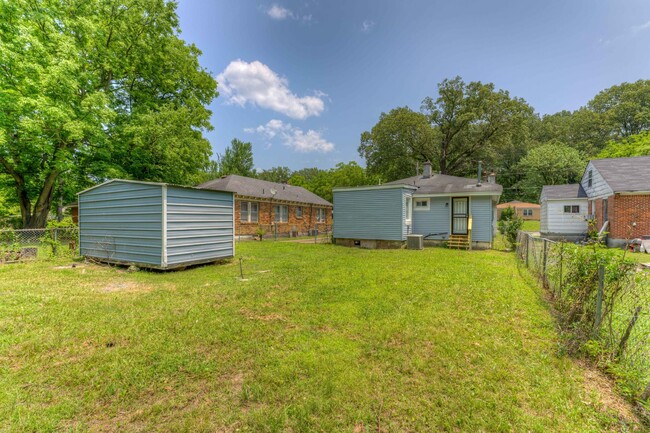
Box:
[452,197,469,235]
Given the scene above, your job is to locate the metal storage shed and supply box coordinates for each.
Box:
[78,179,234,269]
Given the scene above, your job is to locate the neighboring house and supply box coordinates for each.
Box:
[333,162,502,249]
[199,175,332,237]
[580,156,650,247]
[78,179,235,269]
[497,201,540,220]
[540,184,588,240]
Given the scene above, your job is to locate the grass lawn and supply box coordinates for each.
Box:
[521,220,540,232]
[0,242,640,432]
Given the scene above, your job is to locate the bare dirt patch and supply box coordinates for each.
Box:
[579,360,644,429]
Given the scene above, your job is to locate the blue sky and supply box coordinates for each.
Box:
[175,0,650,171]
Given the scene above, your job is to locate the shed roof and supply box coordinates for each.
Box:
[78,179,230,195]
[590,156,650,193]
[497,201,540,209]
[541,184,587,200]
[198,175,332,206]
[385,173,502,195]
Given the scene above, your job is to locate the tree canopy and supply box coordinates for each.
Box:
[218,139,255,177]
[0,0,217,227]
[598,131,650,158]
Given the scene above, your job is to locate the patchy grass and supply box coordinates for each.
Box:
[0,242,641,432]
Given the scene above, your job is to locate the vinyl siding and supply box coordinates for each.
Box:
[411,197,450,239]
[333,187,409,241]
[540,199,588,235]
[166,187,234,266]
[581,162,612,199]
[79,181,163,265]
[470,196,493,242]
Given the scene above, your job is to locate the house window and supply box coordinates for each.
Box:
[563,205,580,214]
[588,170,593,187]
[316,208,326,223]
[523,209,533,217]
[296,206,303,219]
[240,201,258,223]
[274,205,288,223]
[414,198,430,211]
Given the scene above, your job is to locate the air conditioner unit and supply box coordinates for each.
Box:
[407,234,424,250]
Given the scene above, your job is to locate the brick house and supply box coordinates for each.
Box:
[199,175,332,238]
[496,201,540,221]
[544,156,650,247]
[580,156,650,247]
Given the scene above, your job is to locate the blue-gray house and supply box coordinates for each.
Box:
[333,163,502,249]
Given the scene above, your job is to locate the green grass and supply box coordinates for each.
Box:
[521,220,540,232]
[0,243,638,432]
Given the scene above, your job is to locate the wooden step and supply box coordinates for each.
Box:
[447,234,470,250]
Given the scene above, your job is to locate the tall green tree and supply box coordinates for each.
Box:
[0,0,217,227]
[358,107,433,182]
[257,166,292,183]
[598,131,650,158]
[289,162,379,203]
[422,77,535,176]
[589,80,650,138]
[516,142,586,202]
[218,139,255,177]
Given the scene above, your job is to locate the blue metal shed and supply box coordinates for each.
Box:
[78,179,234,269]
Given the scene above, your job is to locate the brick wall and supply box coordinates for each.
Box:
[609,194,650,239]
[235,198,332,237]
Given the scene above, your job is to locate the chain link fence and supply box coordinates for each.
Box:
[0,228,79,262]
[516,232,650,407]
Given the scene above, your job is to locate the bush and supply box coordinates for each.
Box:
[498,206,523,249]
[40,218,78,257]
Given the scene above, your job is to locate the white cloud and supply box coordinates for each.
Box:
[267,4,292,20]
[246,119,335,153]
[631,20,650,33]
[361,19,375,33]
[217,60,325,119]
[265,4,312,22]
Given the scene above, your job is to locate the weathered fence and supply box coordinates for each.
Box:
[516,231,650,405]
[0,228,78,261]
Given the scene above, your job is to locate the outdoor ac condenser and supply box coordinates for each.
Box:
[407,234,424,250]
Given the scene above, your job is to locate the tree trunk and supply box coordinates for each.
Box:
[21,170,60,229]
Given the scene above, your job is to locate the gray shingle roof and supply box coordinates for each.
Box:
[385,173,502,195]
[541,184,587,200]
[198,175,332,206]
[590,156,650,192]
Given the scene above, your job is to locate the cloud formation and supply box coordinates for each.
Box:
[217,60,325,119]
[265,4,311,22]
[246,119,335,153]
[361,19,375,33]
[631,20,650,33]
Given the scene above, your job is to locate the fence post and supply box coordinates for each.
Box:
[557,242,564,299]
[542,239,548,288]
[593,264,605,336]
[525,234,529,268]
[616,306,642,359]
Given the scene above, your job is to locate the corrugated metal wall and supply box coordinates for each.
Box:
[79,180,234,269]
[412,197,450,238]
[470,196,493,242]
[79,181,163,266]
[166,186,234,266]
[333,187,408,241]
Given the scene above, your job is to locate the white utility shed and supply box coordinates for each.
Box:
[540,184,588,240]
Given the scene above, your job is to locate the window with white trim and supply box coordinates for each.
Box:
[240,201,259,223]
[296,206,303,219]
[274,205,288,223]
[563,205,580,214]
[523,209,533,216]
[316,208,326,223]
[414,198,430,211]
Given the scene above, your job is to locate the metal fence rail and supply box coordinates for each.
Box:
[516,232,650,403]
